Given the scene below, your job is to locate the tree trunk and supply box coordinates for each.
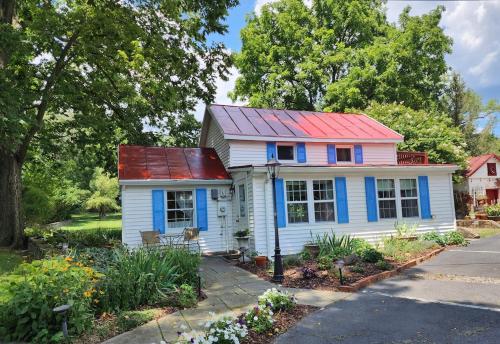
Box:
[0,149,24,248]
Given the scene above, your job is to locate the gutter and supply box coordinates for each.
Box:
[229,165,459,174]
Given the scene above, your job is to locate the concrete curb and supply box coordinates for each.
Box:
[338,247,446,292]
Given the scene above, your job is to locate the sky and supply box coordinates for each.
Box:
[195,0,500,135]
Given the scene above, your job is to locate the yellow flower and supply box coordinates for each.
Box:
[62,267,68,272]
[65,257,73,262]
[83,290,92,298]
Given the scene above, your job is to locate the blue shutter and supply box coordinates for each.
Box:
[327,144,337,164]
[196,188,208,231]
[152,190,165,234]
[418,176,432,219]
[275,178,286,228]
[335,177,349,224]
[297,143,307,163]
[267,142,277,161]
[364,177,378,222]
[354,145,363,164]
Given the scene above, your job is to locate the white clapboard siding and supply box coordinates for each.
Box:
[466,157,499,194]
[121,185,232,253]
[249,171,455,257]
[228,141,398,167]
[205,119,230,168]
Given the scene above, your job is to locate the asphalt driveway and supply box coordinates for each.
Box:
[277,235,500,344]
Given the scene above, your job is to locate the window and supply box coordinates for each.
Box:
[377,179,396,219]
[313,180,335,222]
[286,181,309,223]
[336,147,352,162]
[167,191,193,228]
[277,145,294,160]
[238,184,246,217]
[400,179,419,218]
[487,163,497,176]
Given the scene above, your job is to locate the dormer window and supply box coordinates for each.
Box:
[487,163,497,176]
[277,145,294,161]
[336,147,352,163]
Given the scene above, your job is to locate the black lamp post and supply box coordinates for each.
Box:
[266,155,283,283]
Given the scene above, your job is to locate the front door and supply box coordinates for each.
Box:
[486,189,499,204]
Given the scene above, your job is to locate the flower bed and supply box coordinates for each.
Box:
[176,289,317,344]
[237,230,466,292]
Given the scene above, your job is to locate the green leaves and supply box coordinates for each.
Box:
[232,0,451,113]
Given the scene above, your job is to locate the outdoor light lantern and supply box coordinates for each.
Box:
[335,259,345,285]
[53,304,71,340]
[266,154,283,283]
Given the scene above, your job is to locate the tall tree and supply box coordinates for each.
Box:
[231,0,451,112]
[0,0,237,248]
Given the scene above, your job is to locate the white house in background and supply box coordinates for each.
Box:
[457,154,500,206]
[119,105,458,257]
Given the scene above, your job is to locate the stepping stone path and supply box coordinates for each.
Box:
[104,257,350,344]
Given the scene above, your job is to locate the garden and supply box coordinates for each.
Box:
[1,201,202,344]
[176,288,316,344]
[238,224,467,291]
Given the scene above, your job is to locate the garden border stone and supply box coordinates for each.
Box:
[338,247,445,292]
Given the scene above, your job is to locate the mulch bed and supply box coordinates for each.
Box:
[237,246,443,292]
[241,304,318,344]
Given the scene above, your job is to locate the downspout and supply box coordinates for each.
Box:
[449,173,457,231]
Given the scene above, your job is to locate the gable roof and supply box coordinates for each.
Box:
[466,153,500,177]
[118,145,230,180]
[201,104,404,143]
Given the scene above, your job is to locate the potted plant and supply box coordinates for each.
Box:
[250,251,267,268]
[485,204,500,221]
[234,228,250,248]
[303,231,320,258]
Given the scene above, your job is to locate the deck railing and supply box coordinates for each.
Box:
[397,151,429,165]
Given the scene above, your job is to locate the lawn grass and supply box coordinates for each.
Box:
[61,212,122,231]
[476,227,500,238]
[0,250,23,275]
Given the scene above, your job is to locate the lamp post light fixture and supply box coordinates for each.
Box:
[266,155,283,283]
[53,304,71,340]
[335,259,345,285]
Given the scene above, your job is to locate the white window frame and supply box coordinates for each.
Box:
[335,145,354,164]
[277,143,296,162]
[400,178,420,218]
[376,178,397,220]
[285,180,309,224]
[166,189,195,229]
[312,179,335,223]
[238,183,246,218]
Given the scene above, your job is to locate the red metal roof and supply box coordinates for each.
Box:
[466,154,500,177]
[208,105,403,141]
[118,145,230,180]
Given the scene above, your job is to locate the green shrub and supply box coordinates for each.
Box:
[314,231,355,259]
[117,309,157,332]
[361,248,384,263]
[485,204,500,217]
[97,247,200,312]
[349,265,365,274]
[283,255,303,268]
[351,238,373,256]
[375,260,392,271]
[444,231,467,246]
[382,238,438,263]
[258,288,296,312]
[394,222,417,238]
[299,250,311,261]
[244,305,274,333]
[420,231,446,246]
[0,257,100,343]
[317,256,333,270]
[177,284,197,308]
[26,227,122,248]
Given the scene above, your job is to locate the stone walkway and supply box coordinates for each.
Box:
[104,257,350,344]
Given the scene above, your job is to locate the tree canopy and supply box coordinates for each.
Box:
[230,0,451,112]
[0,0,238,247]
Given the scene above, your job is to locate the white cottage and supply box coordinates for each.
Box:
[457,154,500,206]
[119,105,458,257]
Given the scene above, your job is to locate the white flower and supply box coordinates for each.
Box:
[253,316,258,321]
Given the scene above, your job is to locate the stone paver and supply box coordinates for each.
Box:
[103,256,348,344]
